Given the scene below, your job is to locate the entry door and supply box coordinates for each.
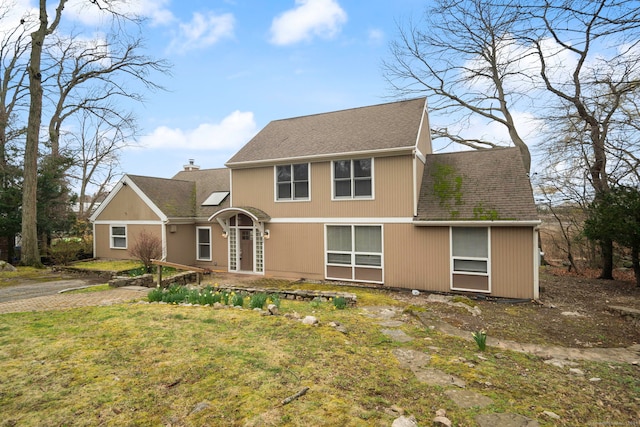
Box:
[240,229,253,271]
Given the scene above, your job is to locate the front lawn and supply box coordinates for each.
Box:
[0,287,637,426]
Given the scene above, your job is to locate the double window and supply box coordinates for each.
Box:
[276,163,309,201]
[333,158,373,199]
[451,227,490,292]
[110,225,127,249]
[197,227,211,261]
[326,225,383,283]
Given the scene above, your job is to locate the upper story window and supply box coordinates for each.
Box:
[333,158,373,199]
[110,225,127,249]
[276,163,309,201]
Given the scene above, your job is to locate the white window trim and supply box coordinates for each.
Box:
[331,158,375,201]
[449,226,491,293]
[274,163,311,202]
[324,224,384,284]
[196,226,212,261]
[110,224,127,250]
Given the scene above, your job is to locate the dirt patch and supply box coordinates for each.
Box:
[394,267,640,348]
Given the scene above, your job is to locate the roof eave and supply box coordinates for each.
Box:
[225,146,415,169]
[413,219,541,227]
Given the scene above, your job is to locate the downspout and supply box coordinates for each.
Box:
[533,226,540,300]
[162,220,168,261]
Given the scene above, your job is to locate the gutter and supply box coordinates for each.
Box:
[413,220,542,227]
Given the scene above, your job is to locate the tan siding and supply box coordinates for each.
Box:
[231,156,415,218]
[94,224,162,260]
[417,108,432,156]
[383,225,450,291]
[166,224,196,266]
[95,185,160,221]
[491,227,535,299]
[264,223,325,280]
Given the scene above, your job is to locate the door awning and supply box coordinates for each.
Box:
[208,207,271,235]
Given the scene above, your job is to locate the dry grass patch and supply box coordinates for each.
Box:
[0,287,638,426]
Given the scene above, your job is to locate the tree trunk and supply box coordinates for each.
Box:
[20,2,48,267]
[632,245,640,288]
[599,238,614,280]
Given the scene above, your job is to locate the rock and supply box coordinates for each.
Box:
[475,413,539,427]
[0,261,17,272]
[189,401,211,415]
[542,411,560,420]
[435,409,447,417]
[589,377,601,382]
[301,315,318,325]
[412,290,420,295]
[433,415,452,427]
[544,358,578,368]
[444,389,493,408]
[391,415,418,427]
[384,405,404,417]
[561,311,584,317]
[569,368,585,376]
[267,304,279,315]
[381,329,414,343]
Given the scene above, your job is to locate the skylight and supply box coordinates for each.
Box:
[202,191,229,206]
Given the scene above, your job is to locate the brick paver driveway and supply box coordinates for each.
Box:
[0,277,147,315]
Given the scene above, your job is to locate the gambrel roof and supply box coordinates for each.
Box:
[226,97,427,166]
[415,148,538,222]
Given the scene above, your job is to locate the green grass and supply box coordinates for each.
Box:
[67,259,143,272]
[64,284,112,294]
[0,288,637,426]
[0,266,66,287]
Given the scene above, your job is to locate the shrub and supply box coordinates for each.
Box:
[128,230,162,273]
[267,293,281,308]
[231,292,246,307]
[49,238,92,265]
[249,293,268,309]
[333,296,348,310]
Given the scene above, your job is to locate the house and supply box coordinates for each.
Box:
[91,98,541,299]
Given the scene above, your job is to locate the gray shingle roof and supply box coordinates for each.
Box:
[172,168,230,218]
[226,97,427,166]
[128,175,196,218]
[415,148,538,221]
[126,168,230,219]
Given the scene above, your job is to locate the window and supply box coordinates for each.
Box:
[197,227,211,261]
[333,158,372,199]
[451,227,490,292]
[202,191,229,206]
[276,163,309,201]
[110,225,127,249]
[326,225,382,283]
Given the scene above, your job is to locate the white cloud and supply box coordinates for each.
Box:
[269,0,347,45]
[65,0,174,27]
[167,11,235,53]
[138,111,257,151]
[367,28,384,45]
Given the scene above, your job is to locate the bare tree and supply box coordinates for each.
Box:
[21,0,67,267]
[383,0,534,172]
[129,229,161,273]
[527,0,640,278]
[66,111,134,220]
[17,1,170,266]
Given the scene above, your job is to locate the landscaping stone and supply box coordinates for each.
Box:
[433,415,452,427]
[381,328,414,343]
[475,413,539,427]
[267,304,278,315]
[542,410,561,420]
[301,315,318,325]
[414,368,466,388]
[0,261,16,272]
[444,389,493,408]
[189,401,211,415]
[392,348,431,369]
[391,415,418,427]
[569,368,585,376]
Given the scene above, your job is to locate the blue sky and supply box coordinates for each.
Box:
[60,0,428,180]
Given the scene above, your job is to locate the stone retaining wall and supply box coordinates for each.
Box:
[211,285,357,306]
[108,271,200,288]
